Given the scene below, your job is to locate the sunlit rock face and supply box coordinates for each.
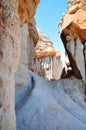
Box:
[59,0,86,83]
[31,31,62,80]
[0,0,39,129]
[0,0,21,129]
[18,0,39,26]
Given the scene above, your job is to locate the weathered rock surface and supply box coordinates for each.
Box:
[18,0,39,26]
[15,20,39,106]
[28,18,39,46]
[15,0,86,129]
[59,0,86,83]
[15,0,39,109]
[31,31,62,80]
[0,0,39,130]
[34,31,61,59]
[60,0,86,42]
[15,24,31,106]
[1,0,86,130]
[0,0,21,130]
[16,71,86,130]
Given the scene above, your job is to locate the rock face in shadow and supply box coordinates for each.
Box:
[59,0,86,84]
[15,18,39,107]
[31,30,62,80]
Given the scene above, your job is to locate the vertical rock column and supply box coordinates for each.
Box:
[0,0,21,130]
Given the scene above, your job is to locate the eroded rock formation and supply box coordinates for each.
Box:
[31,31,62,80]
[59,0,86,83]
[15,18,39,106]
[18,0,39,26]
[15,7,39,112]
[1,0,86,130]
[0,0,39,130]
[0,0,21,130]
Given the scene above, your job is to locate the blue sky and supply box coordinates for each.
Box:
[35,0,68,65]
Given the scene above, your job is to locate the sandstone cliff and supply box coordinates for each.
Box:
[59,0,86,84]
[18,0,39,26]
[31,30,62,80]
[0,0,39,130]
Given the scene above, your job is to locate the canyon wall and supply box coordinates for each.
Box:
[31,31,62,80]
[1,0,86,130]
[59,0,86,84]
[0,0,39,130]
[18,0,39,26]
[0,1,21,130]
[16,0,86,129]
[15,19,39,105]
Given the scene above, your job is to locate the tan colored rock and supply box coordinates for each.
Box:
[18,0,39,26]
[0,0,39,129]
[0,0,21,130]
[28,18,39,46]
[60,0,86,42]
[66,35,72,42]
[60,0,86,83]
[31,31,62,80]
[35,30,61,59]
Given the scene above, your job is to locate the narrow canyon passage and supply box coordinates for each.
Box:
[15,0,86,129]
[0,0,86,130]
